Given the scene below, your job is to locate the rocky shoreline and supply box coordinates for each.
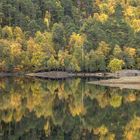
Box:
[88,76,140,90]
[25,71,114,79]
[26,69,140,79]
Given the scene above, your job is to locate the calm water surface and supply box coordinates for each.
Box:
[0,77,140,140]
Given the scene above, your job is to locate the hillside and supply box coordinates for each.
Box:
[0,0,140,72]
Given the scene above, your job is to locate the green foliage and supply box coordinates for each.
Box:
[52,23,66,51]
[0,0,139,72]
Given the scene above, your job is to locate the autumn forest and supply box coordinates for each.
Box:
[0,0,140,73]
[0,1,140,140]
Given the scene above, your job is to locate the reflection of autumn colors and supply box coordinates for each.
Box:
[124,117,140,140]
[0,77,140,139]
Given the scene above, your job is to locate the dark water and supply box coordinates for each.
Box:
[0,77,140,140]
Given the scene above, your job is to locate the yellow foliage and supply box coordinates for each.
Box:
[13,26,24,39]
[113,45,122,57]
[35,31,55,55]
[0,60,6,71]
[96,94,109,108]
[10,42,22,56]
[131,19,140,32]
[93,125,115,140]
[44,121,51,136]
[99,133,115,140]
[47,55,59,69]
[124,4,140,32]
[2,26,13,39]
[10,94,21,109]
[58,50,69,67]
[93,125,108,135]
[124,116,140,140]
[125,93,136,103]
[124,47,136,57]
[27,37,43,54]
[44,11,51,28]
[99,3,115,15]
[97,41,110,56]
[126,117,140,130]
[94,13,108,23]
[47,81,59,94]
[44,18,49,28]
[2,112,13,123]
[110,94,122,108]
[58,84,68,100]
[108,58,125,72]
[26,93,42,112]
[44,121,49,131]
[95,0,101,5]
[125,131,133,140]
[35,95,54,118]
[124,6,136,17]
[69,32,86,48]
[69,103,86,117]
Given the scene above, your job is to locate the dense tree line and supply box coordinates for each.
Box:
[0,0,140,72]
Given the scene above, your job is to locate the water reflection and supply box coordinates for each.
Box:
[0,77,140,140]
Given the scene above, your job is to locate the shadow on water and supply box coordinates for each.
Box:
[0,77,139,140]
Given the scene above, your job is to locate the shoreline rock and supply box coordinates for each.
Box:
[26,71,113,79]
[88,76,140,90]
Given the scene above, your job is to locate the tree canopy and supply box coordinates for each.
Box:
[0,0,140,72]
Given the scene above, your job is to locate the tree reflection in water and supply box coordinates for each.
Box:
[0,77,139,140]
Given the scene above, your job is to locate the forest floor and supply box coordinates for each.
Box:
[88,76,140,90]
